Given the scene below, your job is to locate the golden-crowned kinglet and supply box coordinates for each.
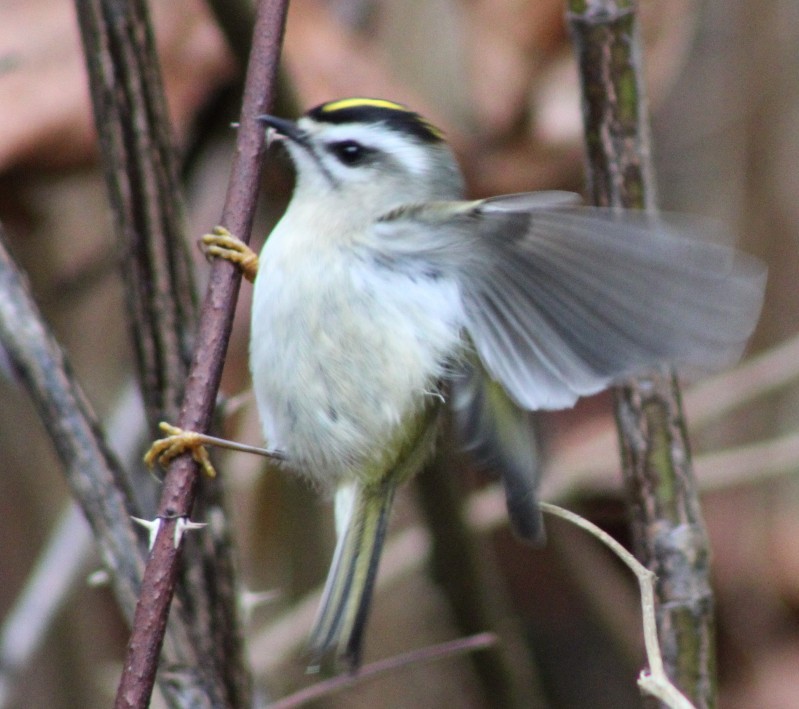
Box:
[149,97,765,668]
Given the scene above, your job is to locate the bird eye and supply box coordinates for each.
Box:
[328,140,372,166]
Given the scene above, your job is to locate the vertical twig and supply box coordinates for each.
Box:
[566,2,717,707]
[113,1,290,706]
[74,0,197,432]
[74,0,258,703]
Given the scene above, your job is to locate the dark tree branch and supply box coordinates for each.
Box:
[74,0,197,434]
[112,0,290,706]
[567,2,717,707]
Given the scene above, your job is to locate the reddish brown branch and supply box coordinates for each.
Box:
[113,1,290,706]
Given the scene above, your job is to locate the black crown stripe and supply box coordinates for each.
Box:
[305,98,444,144]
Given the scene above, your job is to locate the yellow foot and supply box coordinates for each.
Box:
[201,226,259,283]
[144,422,218,478]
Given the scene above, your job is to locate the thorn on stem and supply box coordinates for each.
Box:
[131,516,162,550]
[174,517,207,548]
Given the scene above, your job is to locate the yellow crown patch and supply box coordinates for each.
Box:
[307,98,445,143]
[320,98,409,114]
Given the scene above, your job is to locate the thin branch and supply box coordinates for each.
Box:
[113,1,290,706]
[0,504,92,707]
[539,503,695,709]
[543,430,799,502]
[691,432,799,491]
[567,2,717,705]
[270,633,498,709]
[684,331,799,424]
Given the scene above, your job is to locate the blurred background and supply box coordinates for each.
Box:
[1,0,798,706]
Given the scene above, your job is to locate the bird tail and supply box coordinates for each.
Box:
[451,362,545,543]
[309,479,396,669]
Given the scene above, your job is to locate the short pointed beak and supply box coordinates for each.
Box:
[257,114,307,146]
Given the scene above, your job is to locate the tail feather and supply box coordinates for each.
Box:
[309,480,397,668]
[451,363,545,543]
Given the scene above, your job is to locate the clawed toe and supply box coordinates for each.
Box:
[144,422,218,478]
[200,226,259,282]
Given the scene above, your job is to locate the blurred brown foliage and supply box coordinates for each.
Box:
[1,0,797,707]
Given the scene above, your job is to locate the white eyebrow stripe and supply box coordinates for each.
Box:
[297,119,432,176]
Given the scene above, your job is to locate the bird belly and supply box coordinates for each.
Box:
[250,244,464,487]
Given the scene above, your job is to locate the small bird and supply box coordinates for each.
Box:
[148,98,765,668]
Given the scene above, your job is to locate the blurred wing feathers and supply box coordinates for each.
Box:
[373,197,765,411]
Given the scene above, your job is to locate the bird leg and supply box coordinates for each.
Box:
[144,422,284,478]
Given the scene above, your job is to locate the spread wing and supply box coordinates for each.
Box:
[371,192,766,411]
